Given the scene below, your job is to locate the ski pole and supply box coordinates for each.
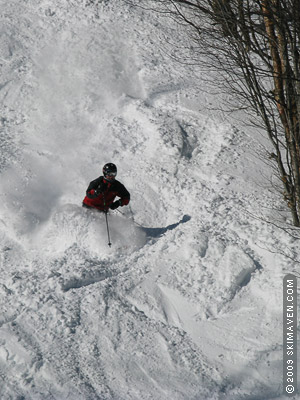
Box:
[116,208,144,228]
[104,211,112,247]
[103,196,112,247]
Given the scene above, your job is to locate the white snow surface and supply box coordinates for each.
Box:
[0,1,299,399]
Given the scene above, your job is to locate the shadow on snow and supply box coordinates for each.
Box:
[141,214,191,238]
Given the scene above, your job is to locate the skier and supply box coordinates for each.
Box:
[82,163,130,212]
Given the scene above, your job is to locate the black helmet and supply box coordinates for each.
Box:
[103,163,117,180]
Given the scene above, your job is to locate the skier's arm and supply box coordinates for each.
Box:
[115,183,130,206]
[109,183,130,210]
[86,177,105,198]
[119,185,130,206]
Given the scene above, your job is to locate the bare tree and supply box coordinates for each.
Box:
[133,0,300,226]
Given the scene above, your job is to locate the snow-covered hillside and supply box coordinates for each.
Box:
[0,1,298,399]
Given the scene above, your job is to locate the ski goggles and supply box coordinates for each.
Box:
[105,171,117,178]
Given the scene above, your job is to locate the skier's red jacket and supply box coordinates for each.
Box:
[82,176,130,212]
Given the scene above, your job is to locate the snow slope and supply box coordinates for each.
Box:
[0,0,299,399]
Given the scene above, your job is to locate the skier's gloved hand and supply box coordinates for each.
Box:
[87,189,98,199]
[110,200,121,210]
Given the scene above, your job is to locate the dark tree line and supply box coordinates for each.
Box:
[132,0,300,226]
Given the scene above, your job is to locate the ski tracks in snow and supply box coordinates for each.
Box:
[0,0,291,398]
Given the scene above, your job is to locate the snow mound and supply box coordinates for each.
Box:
[30,204,147,256]
[0,0,292,398]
